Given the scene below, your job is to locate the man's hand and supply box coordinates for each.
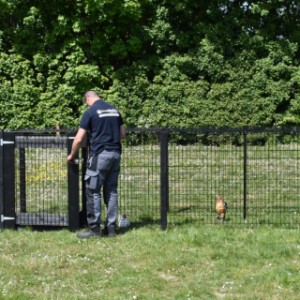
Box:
[67,154,74,163]
[67,128,87,163]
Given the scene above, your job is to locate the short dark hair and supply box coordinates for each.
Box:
[83,90,99,100]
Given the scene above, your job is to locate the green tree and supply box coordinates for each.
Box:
[1,0,300,130]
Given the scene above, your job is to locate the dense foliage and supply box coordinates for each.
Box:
[0,0,300,130]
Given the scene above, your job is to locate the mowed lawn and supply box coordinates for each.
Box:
[1,224,300,299]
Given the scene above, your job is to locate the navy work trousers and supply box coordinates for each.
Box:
[85,150,121,230]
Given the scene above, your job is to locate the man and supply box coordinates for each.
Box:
[67,90,126,239]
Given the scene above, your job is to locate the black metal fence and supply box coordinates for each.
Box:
[119,127,300,228]
[1,127,300,230]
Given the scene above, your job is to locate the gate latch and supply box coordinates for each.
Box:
[1,215,15,222]
[0,139,14,146]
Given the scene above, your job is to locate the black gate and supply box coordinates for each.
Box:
[0,130,87,230]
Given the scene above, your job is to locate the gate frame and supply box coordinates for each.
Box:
[67,133,80,230]
[0,130,86,230]
[0,131,16,229]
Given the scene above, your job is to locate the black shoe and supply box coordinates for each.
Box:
[76,229,101,239]
[103,225,116,237]
[107,225,116,237]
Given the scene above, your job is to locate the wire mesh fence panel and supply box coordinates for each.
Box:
[168,131,244,225]
[5,127,300,229]
[117,131,161,225]
[14,136,69,226]
[246,132,300,226]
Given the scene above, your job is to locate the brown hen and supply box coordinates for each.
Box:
[215,195,228,222]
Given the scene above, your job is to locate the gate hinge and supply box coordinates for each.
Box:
[1,215,15,222]
[0,139,14,146]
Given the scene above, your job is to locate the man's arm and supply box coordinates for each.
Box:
[67,128,87,162]
[120,125,126,140]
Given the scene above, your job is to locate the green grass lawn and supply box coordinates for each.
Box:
[1,224,300,299]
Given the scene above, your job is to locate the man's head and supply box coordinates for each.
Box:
[83,90,100,106]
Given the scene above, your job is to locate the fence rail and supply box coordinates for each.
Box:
[1,127,300,230]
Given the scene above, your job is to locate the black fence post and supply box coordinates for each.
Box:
[0,132,16,229]
[67,134,80,231]
[243,131,247,222]
[80,146,88,227]
[160,130,169,230]
[0,130,3,229]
